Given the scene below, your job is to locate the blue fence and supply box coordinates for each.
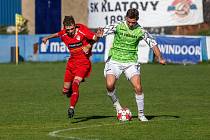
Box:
[0,34,105,63]
[0,34,208,63]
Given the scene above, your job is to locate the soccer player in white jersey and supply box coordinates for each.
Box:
[97,8,166,121]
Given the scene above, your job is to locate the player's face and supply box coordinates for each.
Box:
[126,17,137,30]
[65,25,76,36]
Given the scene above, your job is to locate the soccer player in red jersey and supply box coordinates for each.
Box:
[42,16,102,118]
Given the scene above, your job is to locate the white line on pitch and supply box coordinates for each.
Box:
[48,117,203,139]
[48,123,124,140]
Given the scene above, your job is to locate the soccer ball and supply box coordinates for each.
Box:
[117,108,132,121]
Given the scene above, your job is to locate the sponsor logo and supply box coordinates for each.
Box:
[167,0,197,17]
[76,35,81,41]
[158,44,201,56]
[39,38,69,54]
[68,42,83,48]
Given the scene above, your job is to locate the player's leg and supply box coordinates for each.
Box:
[68,61,91,118]
[63,60,78,118]
[68,76,83,118]
[125,64,148,121]
[130,75,148,121]
[63,67,74,98]
[69,76,82,109]
[63,82,72,97]
[63,69,76,118]
[104,61,122,112]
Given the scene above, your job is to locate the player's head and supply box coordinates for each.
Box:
[63,16,76,36]
[125,8,139,29]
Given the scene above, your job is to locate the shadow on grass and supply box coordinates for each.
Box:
[71,115,115,123]
[133,115,180,120]
[71,115,179,123]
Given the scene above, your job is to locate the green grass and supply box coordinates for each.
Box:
[0,62,210,140]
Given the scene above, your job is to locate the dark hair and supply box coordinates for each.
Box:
[63,16,75,26]
[126,8,139,20]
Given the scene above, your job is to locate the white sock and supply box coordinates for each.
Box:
[107,89,122,111]
[107,89,117,103]
[135,93,145,116]
[70,106,74,109]
[113,100,122,112]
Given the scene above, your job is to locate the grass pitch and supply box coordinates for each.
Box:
[0,62,210,140]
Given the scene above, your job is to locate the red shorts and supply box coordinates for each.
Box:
[64,58,91,82]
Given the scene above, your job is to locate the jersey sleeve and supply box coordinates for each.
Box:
[102,21,121,37]
[57,30,65,37]
[78,24,95,40]
[141,28,157,48]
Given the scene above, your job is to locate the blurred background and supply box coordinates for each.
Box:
[0,0,210,64]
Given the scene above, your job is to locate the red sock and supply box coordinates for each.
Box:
[70,79,80,108]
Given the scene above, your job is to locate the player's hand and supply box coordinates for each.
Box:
[42,37,48,44]
[159,58,166,65]
[96,27,104,38]
[82,47,89,54]
[82,44,92,54]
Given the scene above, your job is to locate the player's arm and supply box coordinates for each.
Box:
[42,33,59,44]
[152,45,166,64]
[94,27,104,41]
[82,43,92,54]
[96,21,120,38]
[142,29,166,65]
[82,40,96,54]
[80,25,102,53]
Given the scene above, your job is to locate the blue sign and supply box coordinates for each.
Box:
[92,38,105,54]
[156,36,202,64]
[39,37,105,54]
[39,37,68,54]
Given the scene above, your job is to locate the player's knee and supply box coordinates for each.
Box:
[134,85,143,94]
[72,79,80,92]
[106,82,115,92]
[106,85,115,92]
[72,79,80,86]
[62,87,69,94]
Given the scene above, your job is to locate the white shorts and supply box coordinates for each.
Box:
[104,60,141,80]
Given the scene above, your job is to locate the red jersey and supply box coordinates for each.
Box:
[57,24,95,58]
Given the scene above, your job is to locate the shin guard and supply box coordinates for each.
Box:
[70,79,80,108]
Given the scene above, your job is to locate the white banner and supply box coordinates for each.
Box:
[88,0,203,28]
[206,37,210,60]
